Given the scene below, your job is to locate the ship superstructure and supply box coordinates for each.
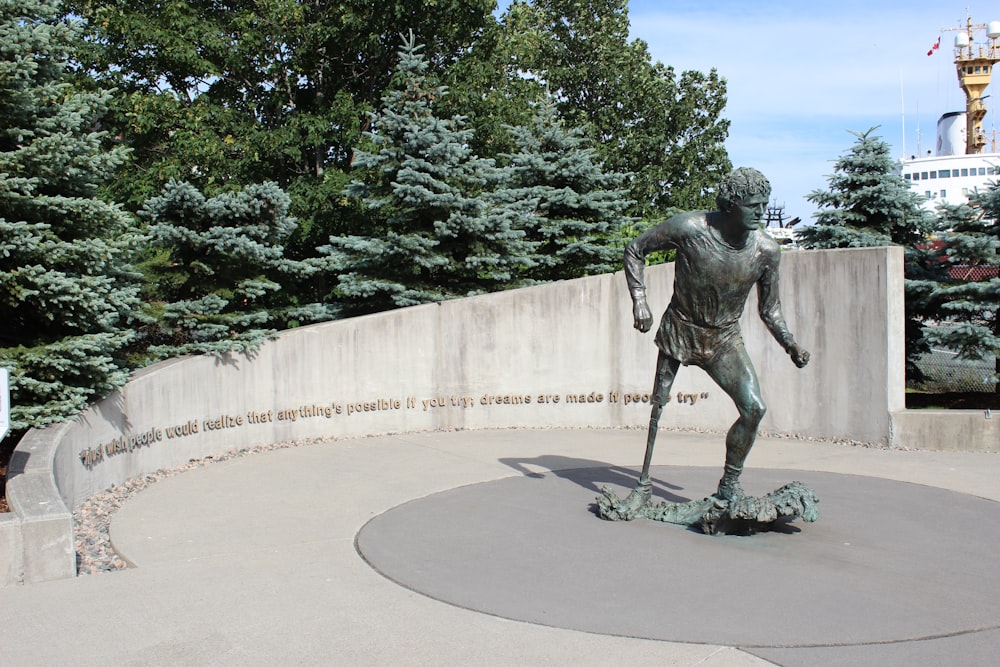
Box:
[899,18,1000,209]
[762,202,799,247]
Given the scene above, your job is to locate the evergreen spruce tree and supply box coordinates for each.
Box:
[498,105,632,282]
[924,190,999,389]
[0,0,140,434]
[798,128,936,247]
[139,180,331,360]
[796,128,938,378]
[324,34,533,315]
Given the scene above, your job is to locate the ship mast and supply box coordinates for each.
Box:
[948,18,1000,154]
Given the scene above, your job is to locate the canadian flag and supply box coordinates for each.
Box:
[927,37,941,56]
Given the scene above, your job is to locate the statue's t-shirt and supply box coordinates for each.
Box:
[624,212,783,366]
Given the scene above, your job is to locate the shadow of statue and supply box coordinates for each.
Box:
[497,454,698,505]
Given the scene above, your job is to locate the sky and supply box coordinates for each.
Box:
[499,1,1000,222]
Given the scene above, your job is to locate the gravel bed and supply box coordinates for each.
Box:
[71,427,888,576]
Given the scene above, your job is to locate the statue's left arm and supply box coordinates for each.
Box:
[757,247,810,368]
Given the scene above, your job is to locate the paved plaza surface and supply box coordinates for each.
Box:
[1,428,998,666]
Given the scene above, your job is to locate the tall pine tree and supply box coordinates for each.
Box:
[324,34,533,315]
[797,128,938,379]
[498,105,631,282]
[0,0,140,434]
[798,128,935,248]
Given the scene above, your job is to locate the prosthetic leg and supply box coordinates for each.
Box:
[605,351,679,519]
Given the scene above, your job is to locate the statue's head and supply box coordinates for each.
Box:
[715,167,771,213]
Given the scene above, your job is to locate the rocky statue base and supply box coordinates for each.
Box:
[597,481,819,535]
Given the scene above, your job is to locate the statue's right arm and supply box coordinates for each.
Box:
[624,219,681,333]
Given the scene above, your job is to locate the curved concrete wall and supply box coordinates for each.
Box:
[4,246,914,585]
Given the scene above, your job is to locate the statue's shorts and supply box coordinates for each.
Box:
[655,306,743,367]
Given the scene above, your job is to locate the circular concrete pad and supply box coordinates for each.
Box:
[357,466,1000,648]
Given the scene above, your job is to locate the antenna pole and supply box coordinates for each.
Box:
[900,70,907,158]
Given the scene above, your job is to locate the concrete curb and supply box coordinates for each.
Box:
[3,423,75,584]
[891,409,998,452]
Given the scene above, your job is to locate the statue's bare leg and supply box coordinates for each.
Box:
[615,351,680,516]
[704,343,766,501]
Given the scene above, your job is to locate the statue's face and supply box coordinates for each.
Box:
[733,193,769,231]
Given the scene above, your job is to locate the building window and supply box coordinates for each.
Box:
[940,170,950,177]
[961,168,969,176]
[904,173,911,180]
[940,190,947,198]
[930,171,937,179]
[979,168,987,175]
[925,191,932,199]
[921,172,929,179]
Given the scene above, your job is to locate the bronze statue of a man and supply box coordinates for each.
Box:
[613,167,810,519]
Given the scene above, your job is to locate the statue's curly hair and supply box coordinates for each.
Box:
[716,167,771,212]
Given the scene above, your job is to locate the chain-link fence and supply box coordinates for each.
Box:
[909,265,997,393]
[945,265,999,282]
[909,347,998,393]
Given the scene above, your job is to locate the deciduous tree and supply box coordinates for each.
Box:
[496,0,731,217]
[64,0,496,235]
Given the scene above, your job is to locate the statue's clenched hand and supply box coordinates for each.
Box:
[633,299,653,333]
[789,343,810,368]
